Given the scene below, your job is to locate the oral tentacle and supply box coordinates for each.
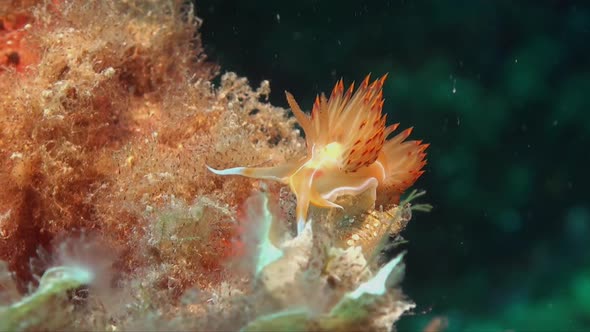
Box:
[206,161,301,182]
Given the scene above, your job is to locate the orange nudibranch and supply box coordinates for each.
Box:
[208,74,428,234]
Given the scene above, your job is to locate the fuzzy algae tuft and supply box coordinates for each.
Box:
[0,265,93,331]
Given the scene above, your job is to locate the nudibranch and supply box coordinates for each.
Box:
[208,74,428,234]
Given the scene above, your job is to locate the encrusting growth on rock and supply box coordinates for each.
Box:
[0,1,428,331]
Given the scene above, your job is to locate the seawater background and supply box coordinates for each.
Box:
[195,0,590,330]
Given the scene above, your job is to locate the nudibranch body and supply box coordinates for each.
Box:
[208,74,428,234]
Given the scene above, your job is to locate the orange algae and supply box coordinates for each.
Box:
[0,0,272,289]
[0,11,38,71]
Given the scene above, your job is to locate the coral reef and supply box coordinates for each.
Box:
[0,1,427,330]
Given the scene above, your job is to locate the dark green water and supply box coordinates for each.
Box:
[196,1,590,330]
